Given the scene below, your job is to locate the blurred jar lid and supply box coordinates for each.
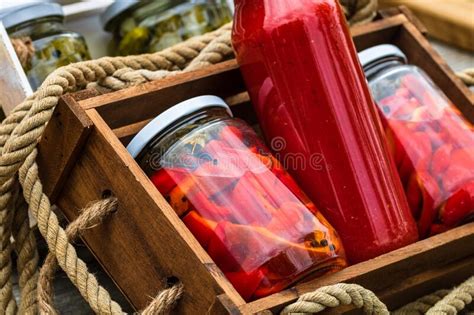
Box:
[101,0,140,32]
[0,2,64,30]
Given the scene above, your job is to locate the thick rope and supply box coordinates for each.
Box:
[426,276,474,315]
[12,187,39,315]
[394,290,450,315]
[457,68,474,86]
[0,177,17,314]
[280,283,389,315]
[11,37,35,70]
[38,197,119,314]
[140,283,184,315]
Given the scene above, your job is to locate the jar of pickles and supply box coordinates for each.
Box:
[359,45,474,237]
[0,3,91,90]
[101,0,232,56]
[127,96,347,301]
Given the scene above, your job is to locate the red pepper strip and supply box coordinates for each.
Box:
[228,172,274,225]
[411,106,431,122]
[182,210,218,249]
[150,169,178,195]
[441,148,474,194]
[406,173,422,220]
[207,222,241,273]
[378,95,408,118]
[219,125,244,142]
[439,110,474,148]
[431,144,452,175]
[439,181,474,227]
[400,73,426,101]
[416,172,441,237]
[189,190,233,222]
[429,223,450,236]
[225,268,266,301]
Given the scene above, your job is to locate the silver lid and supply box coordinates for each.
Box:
[127,95,233,158]
[101,1,139,32]
[0,3,64,30]
[358,44,407,70]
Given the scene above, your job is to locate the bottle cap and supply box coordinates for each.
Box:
[358,44,407,73]
[127,95,233,158]
[0,3,64,30]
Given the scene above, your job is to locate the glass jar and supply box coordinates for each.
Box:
[0,3,91,90]
[232,0,418,264]
[127,96,347,301]
[102,0,232,56]
[359,44,474,237]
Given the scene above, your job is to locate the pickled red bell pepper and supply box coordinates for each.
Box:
[151,121,347,301]
[377,73,474,236]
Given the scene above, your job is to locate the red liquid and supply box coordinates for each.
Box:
[232,0,418,263]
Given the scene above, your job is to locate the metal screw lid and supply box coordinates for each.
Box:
[127,95,233,158]
[0,3,64,30]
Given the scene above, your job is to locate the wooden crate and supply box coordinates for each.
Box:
[37,12,474,314]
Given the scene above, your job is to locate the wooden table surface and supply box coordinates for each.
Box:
[11,40,473,314]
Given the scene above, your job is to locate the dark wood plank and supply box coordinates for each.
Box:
[378,6,429,35]
[37,93,96,203]
[351,14,407,51]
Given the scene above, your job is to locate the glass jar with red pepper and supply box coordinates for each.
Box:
[127,96,347,301]
[359,44,474,237]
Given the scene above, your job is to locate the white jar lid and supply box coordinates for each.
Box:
[127,95,232,158]
[358,44,407,70]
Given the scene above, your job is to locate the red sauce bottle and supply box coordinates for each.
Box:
[232,0,419,263]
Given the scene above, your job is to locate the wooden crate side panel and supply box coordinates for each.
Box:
[38,94,95,203]
[351,15,406,51]
[55,109,244,312]
[238,223,474,314]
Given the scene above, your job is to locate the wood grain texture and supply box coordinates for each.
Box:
[37,92,97,203]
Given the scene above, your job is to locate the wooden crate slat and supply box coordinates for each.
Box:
[238,222,474,313]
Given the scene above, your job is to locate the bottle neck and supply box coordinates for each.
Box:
[363,58,406,80]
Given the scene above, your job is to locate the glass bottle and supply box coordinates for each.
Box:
[232,0,418,263]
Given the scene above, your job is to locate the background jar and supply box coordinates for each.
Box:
[101,0,232,56]
[359,44,474,237]
[0,3,91,90]
[127,96,347,301]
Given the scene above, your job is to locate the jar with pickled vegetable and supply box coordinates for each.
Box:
[102,0,232,56]
[359,44,474,237]
[0,3,91,90]
[127,95,347,301]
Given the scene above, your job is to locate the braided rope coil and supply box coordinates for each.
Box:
[281,283,389,315]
